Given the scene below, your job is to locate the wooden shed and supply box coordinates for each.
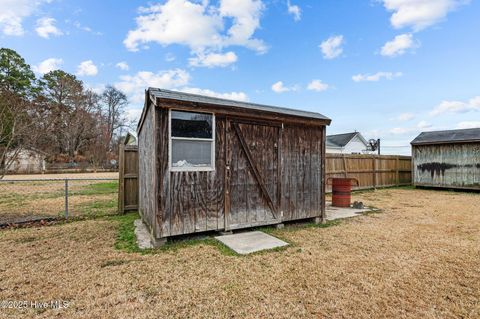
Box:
[411,128,480,190]
[137,88,331,243]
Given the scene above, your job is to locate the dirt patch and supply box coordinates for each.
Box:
[0,188,479,318]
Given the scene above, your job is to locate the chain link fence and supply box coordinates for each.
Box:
[0,173,119,226]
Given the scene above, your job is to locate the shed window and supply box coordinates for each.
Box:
[170,110,215,170]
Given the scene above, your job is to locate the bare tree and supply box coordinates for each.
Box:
[101,85,129,152]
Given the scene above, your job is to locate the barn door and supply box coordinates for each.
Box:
[226,120,281,229]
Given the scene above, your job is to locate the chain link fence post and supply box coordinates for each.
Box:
[64,178,69,221]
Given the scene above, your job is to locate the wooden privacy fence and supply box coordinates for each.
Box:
[326,154,412,192]
[118,144,139,213]
[118,148,411,213]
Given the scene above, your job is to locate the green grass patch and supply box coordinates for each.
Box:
[75,198,118,217]
[112,213,350,256]
[112,212,238,256]
[74,181,118,196]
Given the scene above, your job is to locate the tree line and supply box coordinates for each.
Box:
[0,48,132,176]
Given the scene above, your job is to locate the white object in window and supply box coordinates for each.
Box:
[169,110,215,171]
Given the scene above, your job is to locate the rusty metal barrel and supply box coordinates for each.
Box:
[328,178,359,208]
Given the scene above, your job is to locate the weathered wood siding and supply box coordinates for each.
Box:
[139,103,328,239]
[138,104,157,235]
[159,116,226,237]
[325,154,412,191]
[228,121,280,229]
[413,143,480,189]
[118,144,138,213]
[281,124,324,221]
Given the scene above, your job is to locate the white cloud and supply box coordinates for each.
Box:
[115,68,248,105]
[352,71,403,82]
[189,51,237,68]
[115,69,191,104]
[116,61,129,71]
[287,1,301,21]
[85,83,106,95]
[271,81,299,93]
[123,0,266,67]
[165,53,176,62]
[272,81,288,93]
[430,96,480,116]
[319,35,344,59]
[0,0,51,36]
[179,87,248,101]
[307,80,329,92]
[73,21,102,36]
[33,57,63,74]
[76,60,98,77]
[381,0,467,31]
[394,113,415,122]
[417,120,432,129]
[380,33,418,57]
[457,121,480,129]
[390,121,433,135]
[125,108,143,123]
[35,17,62,38]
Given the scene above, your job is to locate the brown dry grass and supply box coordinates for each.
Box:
[0,178,118,222]
[0,188,479,318]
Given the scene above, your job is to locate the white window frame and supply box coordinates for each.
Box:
[168,109,215,172]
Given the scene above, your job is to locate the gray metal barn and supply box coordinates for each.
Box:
[137,88,331,244]
[411,128,480,190]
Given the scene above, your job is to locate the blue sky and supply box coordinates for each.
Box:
[1,0,479,154]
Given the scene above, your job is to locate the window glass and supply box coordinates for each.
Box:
[171,110,212,139]
[171,140,212,167]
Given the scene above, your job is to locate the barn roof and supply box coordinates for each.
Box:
[411,128,480,145]
[327,132,367,148]
[148,88,331,123]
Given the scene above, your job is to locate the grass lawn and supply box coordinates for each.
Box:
[0,180,118,223]
[0,188,479,318]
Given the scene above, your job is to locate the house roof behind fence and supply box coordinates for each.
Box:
[327,132,366,148]
[148,88,331,123]
[411,128,480,145]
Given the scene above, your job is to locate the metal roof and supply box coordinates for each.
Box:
[411,128,480,145]
[148,88,331,123]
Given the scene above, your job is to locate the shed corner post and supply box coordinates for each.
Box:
[321,125,327,224]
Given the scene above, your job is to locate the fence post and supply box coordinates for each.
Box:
[118,143,125,214]
[64,178,69,221]
[396,156,400,186]
[373,156,377,189]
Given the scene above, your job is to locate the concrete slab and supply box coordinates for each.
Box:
[215,231,288,255]
[134,219,154,249]
[325,202,374,221]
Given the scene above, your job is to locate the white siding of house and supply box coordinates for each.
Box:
[6,149,46,174]
[343,135,368,154]
[326,146,342,153]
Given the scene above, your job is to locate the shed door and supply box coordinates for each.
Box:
[226,120,281,229]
